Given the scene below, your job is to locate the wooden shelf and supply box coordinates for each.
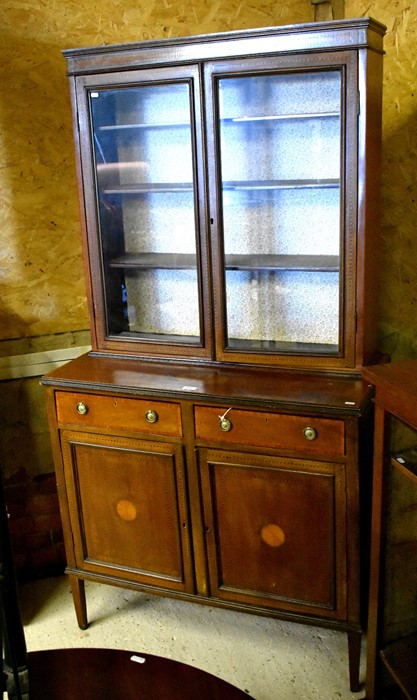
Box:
[103,182,194,195]
[102,178,339,196]
[225,254,339,272]
[224,179,339,191]
[227,337,339,355]
[117,330,201,344]
[111,331,339,355]
[97,112,339,132]
[109,252,339,272]
[224,111,339,123]
[110,253,197,270]
[99,121,190,131]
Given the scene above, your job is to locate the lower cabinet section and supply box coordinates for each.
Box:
[199,449,346,618]
[60,430,194,593]
[43,362,374,693]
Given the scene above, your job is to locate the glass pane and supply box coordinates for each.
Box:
[217,71,342,355]
[90,83,201,344]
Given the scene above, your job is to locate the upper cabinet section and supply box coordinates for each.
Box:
[64,18,385,371]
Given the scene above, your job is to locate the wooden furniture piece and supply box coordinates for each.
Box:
[42,18,385,693]
[27,648,253,699]
[363,361,417,699]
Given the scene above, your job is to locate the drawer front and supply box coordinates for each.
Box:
[194,406,344,455]
[56,392,182,437]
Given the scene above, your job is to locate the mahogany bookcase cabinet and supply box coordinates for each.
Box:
[363,361,417,699]
[42,18,385,692]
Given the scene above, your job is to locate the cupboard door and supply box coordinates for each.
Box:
[60,430,194,592]
[75,65,212,359]
[205,51,358,369]
[199,448,347,619]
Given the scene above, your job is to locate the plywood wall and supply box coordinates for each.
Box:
[1,0,416,360]
[347,0,417,360]
[0,0,313,343]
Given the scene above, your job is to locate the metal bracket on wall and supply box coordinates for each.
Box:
[311,0,345,21]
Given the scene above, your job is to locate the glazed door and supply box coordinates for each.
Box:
[60,430,194,592]
[74,65,212,359]
[205,51,359,369]
[199,448,347,619]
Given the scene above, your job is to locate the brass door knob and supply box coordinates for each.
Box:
[218,407,233,432]
[219,417,232,432]
[76,402,88,415]
[145,409,158,424]
[303,426,317,441]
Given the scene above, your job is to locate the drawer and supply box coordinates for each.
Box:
[194,406,344,455]
[55,392,182,437]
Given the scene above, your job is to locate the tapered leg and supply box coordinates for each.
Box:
[69,576,88,630]
[347,630,362,693]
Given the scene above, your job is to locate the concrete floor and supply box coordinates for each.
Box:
[18,576,367,699]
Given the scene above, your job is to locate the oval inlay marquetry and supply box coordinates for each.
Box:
[261,523,285,547]
[116,499,137,522]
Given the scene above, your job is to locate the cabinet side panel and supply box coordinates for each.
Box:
[67,77,99,350]
[44,388,77,567]
[356,48,384,366]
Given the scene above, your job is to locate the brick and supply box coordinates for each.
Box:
[29,543,62,569]
[13,551,30,571]
[50,526,64,544]
[23,531,52,550]
[3,470,65,580]
[8,515,35,538]
[5,499,27,520]
[32,513,63,533]
[4,483,27,507]
[34,473,58,494]
[27,493,59,517]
